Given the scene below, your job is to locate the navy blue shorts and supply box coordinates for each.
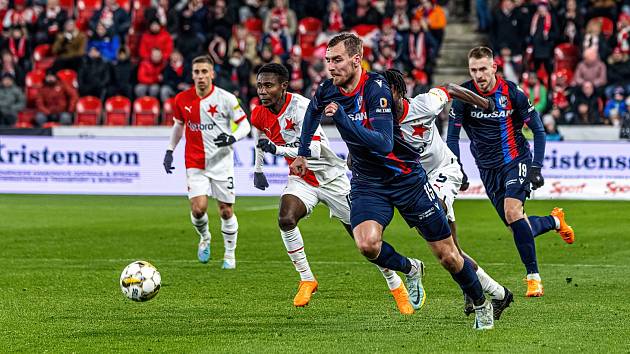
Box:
[479,158,532,225]
[349,171,451,242]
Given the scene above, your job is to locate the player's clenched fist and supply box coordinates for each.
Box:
[324,102,339,117]
[163,150,175,174]
[290,156,308,176]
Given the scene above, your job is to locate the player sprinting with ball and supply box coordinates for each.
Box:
[251,63,416,314]
[162,55,251,269]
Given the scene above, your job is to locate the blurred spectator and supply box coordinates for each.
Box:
[529,2,558,87]
[616,13,630,55]
[260,18,290,57]
[0,73,25,127]
[542,112,564,140]
[603,87,628,126]
[572,47,607,91]
[34,0,68,45]
[179,0,208,43]
[551,69,571,112]
[263,0,296,38]
[567,81,601,124]
[175,19,203,63]
[0,51,25,87]
[404,17,436,84]
[87,22,120,62]
[207,32,228,66]
[227,24,258,66]
[107,47,133,98]
[209,0,233,41]
[135,47,165,98]
[344,0,382,28]
[522,71,548,114]
[2,25,31,72]
[139,20,173,61]
[496,47,522,83]
[284,46,307,95]
[2,0,36,31]
[324,0,344,33]
[376,17,402,55]
[582,18,612,61]
[414,0,447,53]
[35,70,78,126]
[160,50,190,101]
[557,0,584,46]
[143,0,179,35]
[390,0,410,32]
[410,69,430,96]
[585,0,617,23]
[490,0,522,55]
[476,0,490,33]
[372,42,397,72]
[78,46,110,99]
[605,47,630,98]
[51,19,87,72]
[89,0,131,43]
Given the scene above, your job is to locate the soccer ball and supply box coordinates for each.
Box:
[119,261,161,302]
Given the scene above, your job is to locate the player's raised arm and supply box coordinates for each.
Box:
[516,86,546,189]
[446,99,464,160]
[445,83,495,112]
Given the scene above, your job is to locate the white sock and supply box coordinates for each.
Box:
[221,215,238,260]
[377,265,402,291]
[281,227,315,281]
[552,216,561,229]
[527,273,542,281]
[191,212,210,242]
[476,267,505,300]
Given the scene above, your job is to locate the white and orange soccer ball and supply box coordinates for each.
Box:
[119,261,161,302]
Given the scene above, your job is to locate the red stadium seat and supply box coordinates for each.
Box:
[33,44,54,71]
[133,96,159,126]
[298,17,322,46]
[25,69,45,108]
[56,69,78,89]
[117,0,130,12]
[104,95,131,125]
[75,96,102,125]
[76,0,102,30]
[16,109,36,127]
[162,97,175,125]
[59,0,75,14]
[554,43,579,71]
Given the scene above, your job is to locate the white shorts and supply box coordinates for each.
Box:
[186,168,236,203]
[282,174,351,224]
[427,161,462,222]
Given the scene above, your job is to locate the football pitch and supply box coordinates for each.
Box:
[1,195,629,352]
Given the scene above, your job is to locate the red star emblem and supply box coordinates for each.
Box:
[284,118,295,131]
[412,124,428,137]
[207,104,218,117]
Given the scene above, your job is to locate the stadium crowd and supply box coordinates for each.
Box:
[0,0,628,137]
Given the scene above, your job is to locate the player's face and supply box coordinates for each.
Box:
[256,72,287,108]
[325,43,361,87]
[468,57,497,92]
[192,63,214,92]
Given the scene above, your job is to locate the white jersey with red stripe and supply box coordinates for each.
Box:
[172,85,248,180]
[251,93,346,187]
[399,87,458,174]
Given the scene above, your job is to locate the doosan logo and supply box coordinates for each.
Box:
[470,109,514,119]
[187,121,215,131]
[348,112,367,121]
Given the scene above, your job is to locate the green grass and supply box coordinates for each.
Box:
[1,195,629,353]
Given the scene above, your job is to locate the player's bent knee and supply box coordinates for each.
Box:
[218,203,233,220]
[438,250,463,273]
[278,214,298,231]
[504,207,524,224]
[191,205,206,218]
[354,234,381,258]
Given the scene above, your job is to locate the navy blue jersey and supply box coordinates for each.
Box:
[298,71,423,182]
[447,76,545,169]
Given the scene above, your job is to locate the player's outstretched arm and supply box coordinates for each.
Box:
[163,120,184,174]
[445,83,494,112]
[446,100,469,190]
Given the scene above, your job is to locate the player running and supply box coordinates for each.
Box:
[162,55,251,269]
[251,63,416,314]
[292,33,494,330]
[447,46,575,297]
[382,69,513,319]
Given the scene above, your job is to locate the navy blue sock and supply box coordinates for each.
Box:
[529,215,556,237]
[368,241,412,274]
[510,218,539,274]
[451,258,485,305]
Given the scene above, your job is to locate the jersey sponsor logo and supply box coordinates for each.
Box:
[187,121,215,131]
[376,97,391,113]
[375,79,383,87]
[499,95,508,108]
[470,109,514,119]
[348,111,367,121]
[184,106,192,113]
[380,98,388,108]
[417,207,436,221]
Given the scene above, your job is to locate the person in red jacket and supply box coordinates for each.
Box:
[135,47,165,98]
[35,70,78,126]
[138,19,173,61]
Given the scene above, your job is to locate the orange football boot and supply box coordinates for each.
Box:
[293,280,318,307]
[550,207,575,244]
[525,278,544,297]
[390,283,415,315]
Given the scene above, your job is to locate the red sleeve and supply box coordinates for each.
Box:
[436,86,451,101]
[173,94,184,123]
[250,106,262,130]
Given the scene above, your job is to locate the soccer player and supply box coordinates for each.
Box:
[251,63,416,314]
[382,69,513,319]
[447,46,575,297]
[162,55,251,269]
[292,33,494,330]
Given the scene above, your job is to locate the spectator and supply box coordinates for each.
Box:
[490,0,523,56]
[139,20,173,61]
[178,0,208,43]
[476,0,491,33]
[107,47,133,98]
[542,113,564,140]
[51,19,87,72]
[209,0,233,41]
[324,0,345,34]
[260,18,290,57]
[264,0,297,38]
[2,25,32,72]
[160,50,190,102]
[603,87,628,126]
[529,2,558,87]
[0,73,25,127]
[390,0,411,32]
[496,47,522,83]
[35,70,78,126]
[567,81,601,124]
[227,23,258,66]
[557,0,584,46]
[572,47,607,91]
[404,17,437,83]
[175,19,203,63]
[582,17,612,61]
[89,0,130,43]
[344,0,382,29]
[522,71,548,114]
[220,48,251,99]
[2,0,36,31]
[605,47,630,98]
[135,48,165,98]
[616,13,630,55]
[0,50,25,87]
[414,0,447,54]
[78,46,110,99]
[33,0,67,46]
[87,22,120,62]
[143,0,179,35]
[410,69,430,96]
[376,17,403,56]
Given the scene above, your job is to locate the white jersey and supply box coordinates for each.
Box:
[399,87,458,174]
[252,93,347,187]
[173,86,248,180]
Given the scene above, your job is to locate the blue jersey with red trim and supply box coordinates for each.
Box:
[298,71,423,182]
[447,76,540,169]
